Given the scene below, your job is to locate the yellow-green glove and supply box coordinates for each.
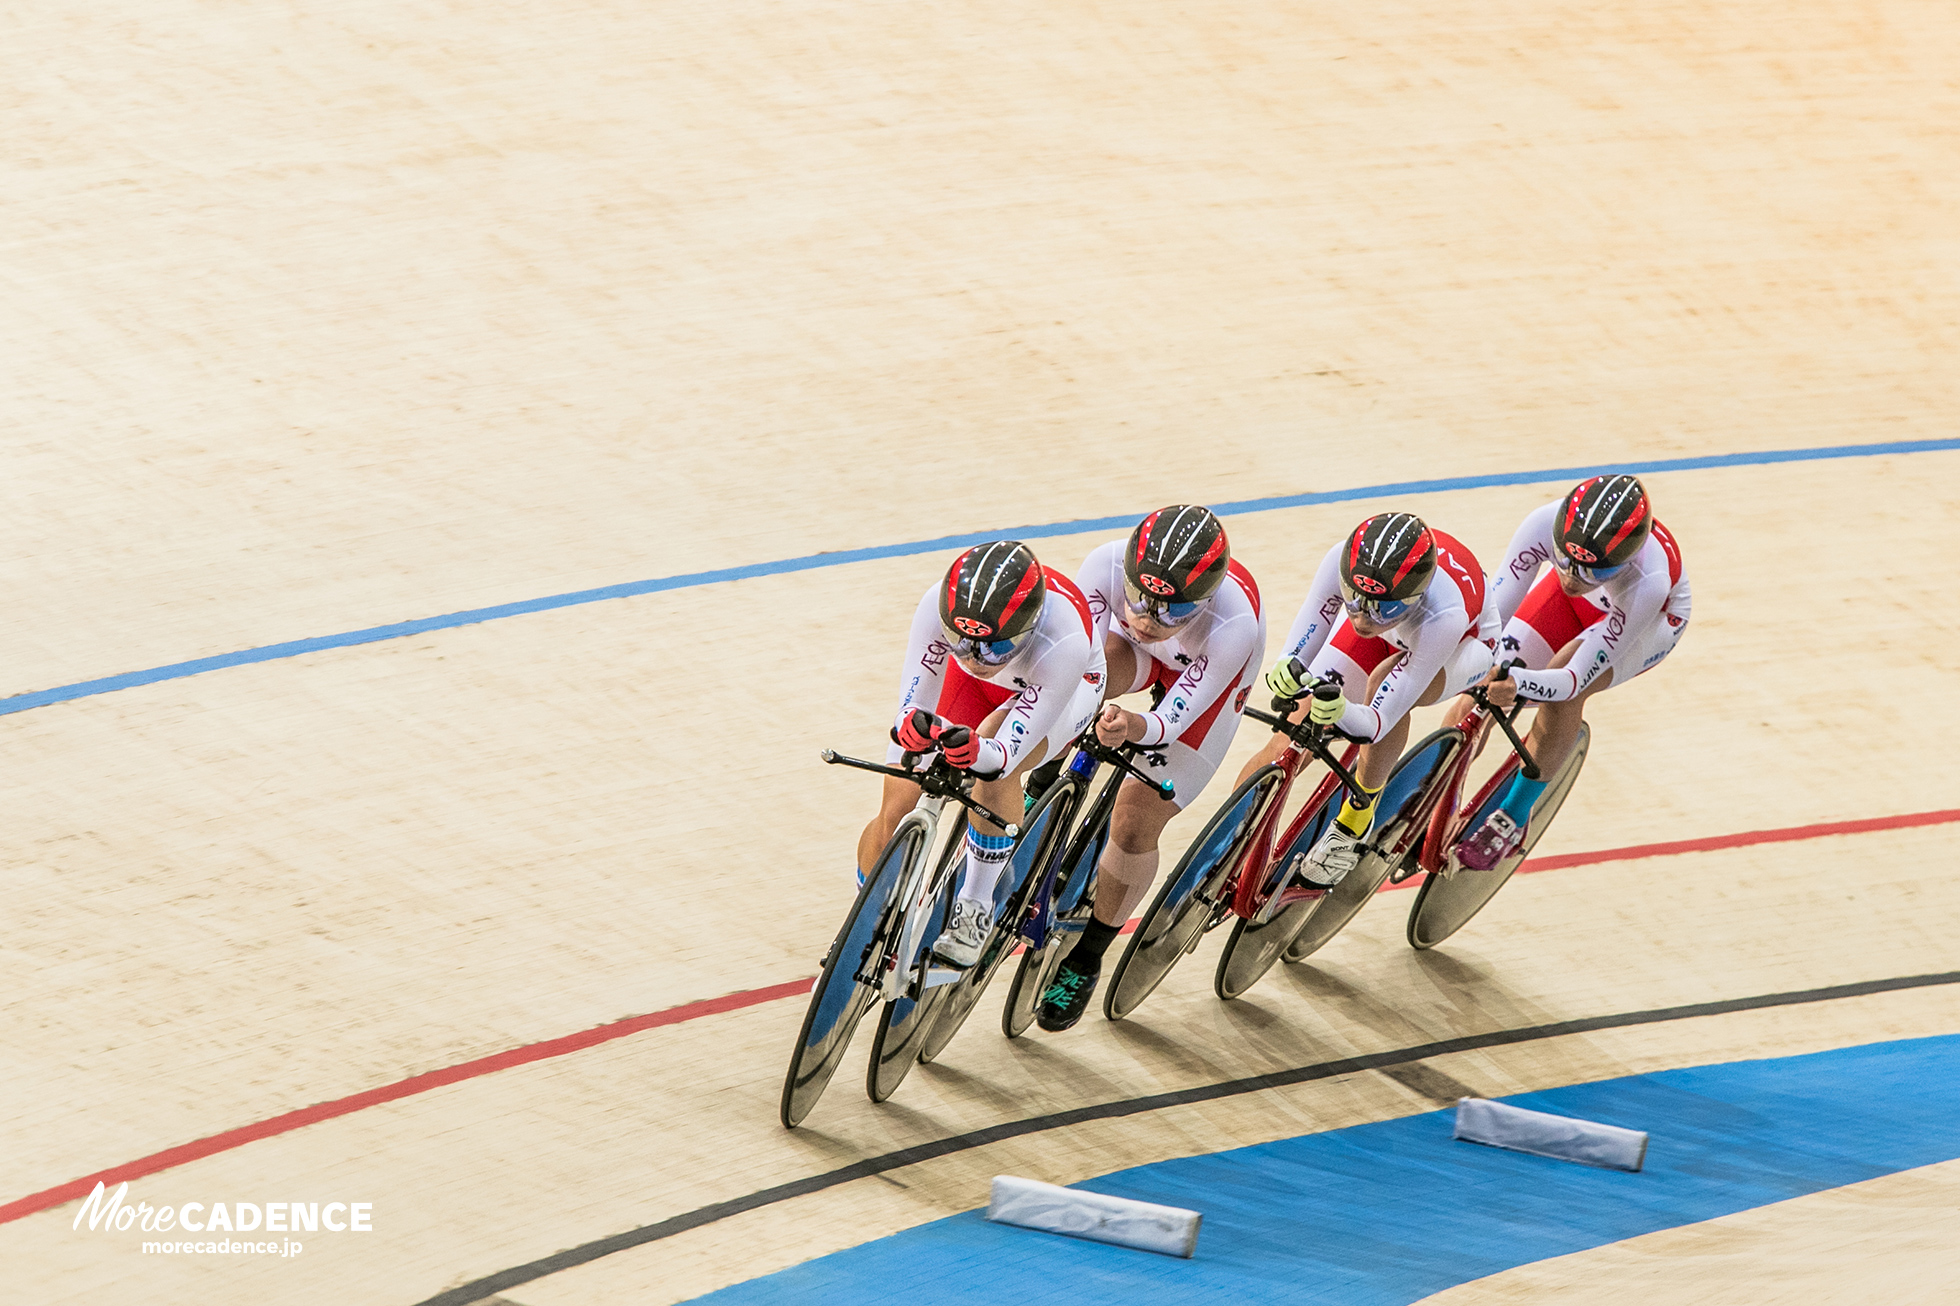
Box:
[1264,655,1307,701]
[1308,687,1347,727]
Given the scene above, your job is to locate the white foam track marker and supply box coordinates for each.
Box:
[1454,1096,1649,1172]
[987,1175,1202,1258]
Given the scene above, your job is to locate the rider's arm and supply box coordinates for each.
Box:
[1276,544,1346,668]
[883,587,951,764]
[1071,540,1122,648]
[1508,559,1670,703]
[1331,596,1464,741]
[1488,501,1560,629]
[1131,591,1265,748]
[974,624,1091,777]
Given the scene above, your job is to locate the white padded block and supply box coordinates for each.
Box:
[987,1175,1201,1258]
[1454,1096,1649,1172]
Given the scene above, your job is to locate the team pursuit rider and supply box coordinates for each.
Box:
[1456,474,1691,869]
[1035,505,1266,1032]
[855,541,1105,970]
[1248,512,1498,888]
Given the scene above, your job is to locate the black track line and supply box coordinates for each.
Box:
[414,969,1960,1306]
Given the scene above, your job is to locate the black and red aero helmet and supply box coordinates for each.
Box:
[939,541,1046,642]
[1340,512,1436,603]
[1126,505,1231,607]
[1556,474,1653,568]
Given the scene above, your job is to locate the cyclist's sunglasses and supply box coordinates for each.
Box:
[1341,590,1414,625]
[1121,579,1204,630]
[946,629,1028,668]
[1554,552,1626,587]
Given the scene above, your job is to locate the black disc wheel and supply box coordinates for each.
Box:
[915,778,1081,1064]
[1407,722,1590,950]
[865,827,965,1103]
[1282,728,1465,966]
[1103,765,1284,1022]
[779,821,924,1128]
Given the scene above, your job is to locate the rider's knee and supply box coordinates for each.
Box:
[1108,816,1152,855]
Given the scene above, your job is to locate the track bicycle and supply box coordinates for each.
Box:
[911,732,1174,1064]
[778,732,1021,1129]
[1271,663,1589,965]
[1103,683,1375,1019]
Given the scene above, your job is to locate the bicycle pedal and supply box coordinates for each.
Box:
[922,966,965,989]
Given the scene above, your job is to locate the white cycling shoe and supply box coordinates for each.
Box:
[1298,824,1365,889]
[930,899,993,968]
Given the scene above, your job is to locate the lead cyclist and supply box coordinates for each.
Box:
[1459,474,1692,869]
[856,542,1105,969]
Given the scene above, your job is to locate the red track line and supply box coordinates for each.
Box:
[8,806,1956,1226]
[0,978,814,1226]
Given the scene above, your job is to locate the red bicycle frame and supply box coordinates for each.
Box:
[1226,735,1364,921]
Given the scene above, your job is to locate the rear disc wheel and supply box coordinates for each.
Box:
[1103,766,1282,1021]
[1283,728,1465,965]
[1407,722,1590,950]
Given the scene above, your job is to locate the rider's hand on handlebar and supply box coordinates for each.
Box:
[894,707,940,754]
[1094,703,1147,748]
[1264,655,1309,702]
[1478,667,1520,710]
[934,724,980,770]
[1307,684,1347,727]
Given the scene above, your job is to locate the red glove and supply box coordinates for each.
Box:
[894,708,939,754]
[935,724,979,770]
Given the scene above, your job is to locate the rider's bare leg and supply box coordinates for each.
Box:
[1090,778,1178,928]
[857,773,922,878]
[1522,637,1611,778]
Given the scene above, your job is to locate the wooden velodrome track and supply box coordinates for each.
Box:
[5,1,1957,1301]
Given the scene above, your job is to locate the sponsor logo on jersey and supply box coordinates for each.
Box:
[1083,670,1104,688]
[953,616,993,637]
[1501,635,1522,652]
[1233,686,1250,713]
[1138,573,1176,596]
[1511,544,1551,579]
[1146,751,1168,769]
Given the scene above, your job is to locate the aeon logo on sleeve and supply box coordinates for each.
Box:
[72,1182,373,1258]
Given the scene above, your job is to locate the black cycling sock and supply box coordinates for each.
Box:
[1069,917,1123,968]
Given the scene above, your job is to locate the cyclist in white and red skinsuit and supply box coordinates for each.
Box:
[1244,513,1498,887]
[858,541,1104,968]
[1459,474,1691,869]
[1033,505,1265,1032]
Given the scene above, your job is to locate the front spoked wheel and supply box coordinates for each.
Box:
[780,821,924,1128]
[865,824,965,1102]
[915,778,1080,1064]
[1104,765,1284,1021]
[1407,722,1590,950]
[1283,727,1465,965]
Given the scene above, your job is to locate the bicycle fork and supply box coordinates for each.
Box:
[883,795,969,1002]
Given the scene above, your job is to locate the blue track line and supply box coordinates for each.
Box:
[6,436,1954,719]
